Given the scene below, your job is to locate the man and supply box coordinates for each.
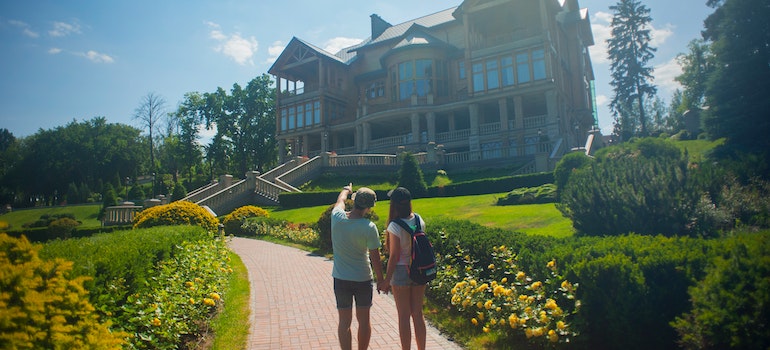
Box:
[331,183,386,350]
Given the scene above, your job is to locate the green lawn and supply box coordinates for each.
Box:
[267,192,573,238]
[0,204,102,229]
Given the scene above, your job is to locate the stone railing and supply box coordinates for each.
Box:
[436,129,470,143]
[326,154,399,168]
[102,202,143,226]
[369,134,410,149]
[182,175,234,203]
[275,156,322,190]
[480,122,501,135]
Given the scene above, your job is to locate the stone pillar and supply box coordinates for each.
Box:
[356,124,363,152]
[469,104,480,159]
[411,113,420,145]
[220,174,233,188]
[302,134,309,156]
[514,96,524,130]
[278,139,287,163]
[363,122,371,150]
[427,141,436,163]
[499,98,509,131]
[426,112,436,143]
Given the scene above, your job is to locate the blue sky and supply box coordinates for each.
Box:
[0,0,713,139]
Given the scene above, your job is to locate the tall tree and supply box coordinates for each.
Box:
[203,74,276,175]
[132,92,167,176]
[675,39,714,112]
[607,0,657,141]
[702,0,770,155]
[172,92,205,183]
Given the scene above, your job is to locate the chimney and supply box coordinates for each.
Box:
[370,14,392,39]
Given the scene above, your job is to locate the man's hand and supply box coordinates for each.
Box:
[343,183,352,192]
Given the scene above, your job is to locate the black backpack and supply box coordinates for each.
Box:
[393,214,437,284]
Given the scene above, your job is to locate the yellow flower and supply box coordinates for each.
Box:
[501,277,508,284]
[185,281,194,288]
[533,327,544,337]
[484,300,493,310]
[516,271,526,280]
[482,326,490,333]
[490,318,497,326]
[525,328,534,338]
[203,298,216,306]
[499,318,506,326]
[561,280,572,291]
[545,298,558,310]
[547,259,556,270]
[471,318,478,326]
[477,312,485,321]
[470,279,477,287]
[476,301,483,309]
[189,298,196,305]
[557,321,567,330]
[488,263,495,269]
[508,314,519,328]
[549,329,559,342]
[524,307,533,315]
[152,317,161,327]
[519,294,528,302]
[553,307,563,317]
[465,266,471,272]
[210,292,221,301]
[531,281,543,290]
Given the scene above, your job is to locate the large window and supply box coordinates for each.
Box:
[392,58,447,101]
[279,98,323,132]
[471,47,547,93]
[366,81,385,99]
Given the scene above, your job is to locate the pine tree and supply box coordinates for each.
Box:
[607,0,657,141]
[397,152,427,198]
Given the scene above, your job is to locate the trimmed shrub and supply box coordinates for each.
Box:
[133,200,219,232]
[171,182,187,201]
[553,151,592,200]
[47,217,80,239]
[397,152,428,198]
[222,205,270,235]
[497,184,556,205]
[672,232,770,350]
[0,234,127,349]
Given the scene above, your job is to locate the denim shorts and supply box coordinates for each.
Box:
[334,278,373,309]
[391,265,421,287]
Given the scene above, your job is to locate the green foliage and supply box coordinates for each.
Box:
[171,181,187,201]
[133,200,219,232]
[553,152,592,200]
[427,172,554,198]
[671,232,770,350]
[397,152,427,197]
[431,169,452,187]
[241,218,320,247]
[127,183,145,201]
[316,200,379,251]
[21,212,77,228]
[0,234,127,349]
[497,184,556,205]
[47,217,80,239]
[221,205,270,236]
[558,138,702,236]
[39,226,226,350]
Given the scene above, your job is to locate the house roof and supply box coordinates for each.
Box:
[350,7,458,52]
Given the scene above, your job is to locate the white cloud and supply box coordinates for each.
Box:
[323,37,363,55]
[81,50,114,63]
[265,40,286,64]
[206,21,258,66]
[8,20,39,38]
[654,57,683,97]
[48,47,62,54]
[49,21,81,37]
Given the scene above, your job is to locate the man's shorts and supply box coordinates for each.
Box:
[334,278,373,309]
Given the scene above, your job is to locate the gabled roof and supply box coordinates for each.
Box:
[350,7,458,52]
[268,37,353,75]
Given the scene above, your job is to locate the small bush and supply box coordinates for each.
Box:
[222,205,270,236]
[0,234,127,349]
[398,152,428,198]
[47,217,81,239]
[133,200,219,232]
[497,184,556,205]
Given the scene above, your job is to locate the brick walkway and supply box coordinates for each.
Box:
[229,237,463,349]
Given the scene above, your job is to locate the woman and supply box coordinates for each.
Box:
[382,187,427,350]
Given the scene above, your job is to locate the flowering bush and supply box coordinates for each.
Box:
[222,205,270,235]
[446,244,580,347]
[120,234,232,349]
[133,200,219,232]
[0,233,127,349]
[242,220,320,247]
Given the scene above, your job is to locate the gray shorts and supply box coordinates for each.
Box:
[391,265,421,286]
[333,278,373,309]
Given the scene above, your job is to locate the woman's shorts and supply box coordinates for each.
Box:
[390,265,421,287]
[334,278,373,309]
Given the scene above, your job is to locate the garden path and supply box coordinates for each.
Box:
[229,237,463,349]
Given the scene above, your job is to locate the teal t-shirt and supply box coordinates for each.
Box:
[331,206,381,282]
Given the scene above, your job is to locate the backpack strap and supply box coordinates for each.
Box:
[392,214,421,237]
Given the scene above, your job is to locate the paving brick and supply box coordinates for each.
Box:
[229,237,463,349]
